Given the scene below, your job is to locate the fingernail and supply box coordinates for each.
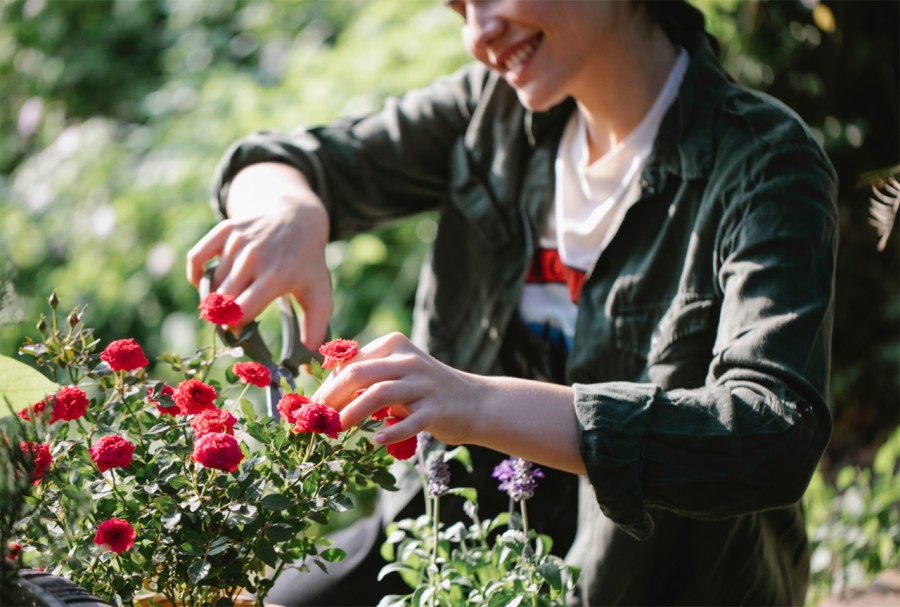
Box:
[373,432,386,445]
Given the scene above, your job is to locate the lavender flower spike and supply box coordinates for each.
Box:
[424,450,451,497]
[492,456,545,502]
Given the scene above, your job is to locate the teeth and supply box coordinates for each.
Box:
[504,38,539,71]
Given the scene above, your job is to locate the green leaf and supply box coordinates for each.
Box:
[320,547,346,563]
[537,560,563,592]
[256,540,278,567]
[260,493,293,511]
[188,558,211,583]
[240,397,258,422]
[446,487,477,504]
[444,445,472,472]
[329,492,354,512]
[0,354,59,413]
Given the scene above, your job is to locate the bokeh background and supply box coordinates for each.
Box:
[1,0,897,603]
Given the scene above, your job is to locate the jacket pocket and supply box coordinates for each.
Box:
[612,294,717,384]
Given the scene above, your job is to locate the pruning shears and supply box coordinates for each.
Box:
[199,261,325,419]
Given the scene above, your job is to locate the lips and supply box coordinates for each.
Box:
[499,34,542,73]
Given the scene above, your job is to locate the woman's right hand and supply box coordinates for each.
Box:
[186,163,333,349]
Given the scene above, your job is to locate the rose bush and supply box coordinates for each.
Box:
[1,294,402,606]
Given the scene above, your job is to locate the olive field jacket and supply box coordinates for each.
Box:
[211,33,837,606]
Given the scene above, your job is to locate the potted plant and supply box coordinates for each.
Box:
[1,293,399,606]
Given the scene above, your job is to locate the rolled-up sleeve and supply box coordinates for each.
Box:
[574,136,837,540]
[208,64,492,240]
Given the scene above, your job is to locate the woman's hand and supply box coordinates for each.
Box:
[186,163,332,348]
[315,332,481,446]
[315,332,586,475]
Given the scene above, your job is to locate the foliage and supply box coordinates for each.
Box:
[804,426,900,606]
[379,445,578,607]
[2,296,396,606]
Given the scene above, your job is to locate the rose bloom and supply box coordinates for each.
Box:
[232,361,271,388]
[51,385,89,422]
[147,384,180,416]
[191,432,244,472]
[6,542,22,561]
[93,518,136,553]
[17,398,48,422]
[293,401,342,439]
[100,338,149,372]
[89,434,135,472]
[19,442,52,484]
[276,393,310,425]
[318,338,359,370]
[199,293,243,327]
[384,418,417,461]
[174,378,218,415]
[191,408,237,437]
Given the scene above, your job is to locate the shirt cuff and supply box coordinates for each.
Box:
[573,381,657,540]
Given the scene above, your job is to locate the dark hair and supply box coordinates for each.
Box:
[635,0,720,54]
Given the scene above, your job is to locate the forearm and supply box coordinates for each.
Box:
[468,375,585,475]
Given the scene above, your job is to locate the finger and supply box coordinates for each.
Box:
[296,286,333,351]
[338,378,428,429]
[232,280,279,326]
[186,223,232,287]
[373,411,429,446]
[316,348,419,408]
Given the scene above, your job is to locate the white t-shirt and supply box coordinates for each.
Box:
[518,48,689,348]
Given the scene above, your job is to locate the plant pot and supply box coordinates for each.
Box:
[3,568,111,606]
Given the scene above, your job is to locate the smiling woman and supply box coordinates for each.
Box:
[186,0,837,604]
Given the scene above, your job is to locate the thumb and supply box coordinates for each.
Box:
[296,287,333,351]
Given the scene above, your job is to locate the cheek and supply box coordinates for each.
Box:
[460,26,490,66]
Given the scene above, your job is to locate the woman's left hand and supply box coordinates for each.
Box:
[314,332,482,447]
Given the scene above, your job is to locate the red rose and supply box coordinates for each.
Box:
[19,442,52,484]
[52,386,89,422]
[232,361,271,388]
[7,542,22,561]
[191,432,244,472]
[199,293,243,327]
[318,339,359,370]
[89,435,135,472]
[173,378,217,415]
[100,339,149,372]
[147,384,180,416]
[276,393,310,424]
[93,518,135,553]
[17,398,48,422]
[190,408,237,437]
[293,401,342,439]
[384,418,417,461]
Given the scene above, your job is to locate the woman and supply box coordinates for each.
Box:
[188,1,837,604]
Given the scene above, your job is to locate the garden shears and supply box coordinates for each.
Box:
[199,261,325,419]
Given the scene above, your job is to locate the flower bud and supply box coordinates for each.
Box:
[68,311,80,327]
[36,315,47,332]
[48,292,59,309]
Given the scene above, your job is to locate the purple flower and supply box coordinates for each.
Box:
[422,450,450,497]
[492,456,544,502]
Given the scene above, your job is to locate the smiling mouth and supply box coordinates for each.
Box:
[502,34,542,72]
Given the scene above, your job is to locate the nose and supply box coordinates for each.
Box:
[461,3,505,62]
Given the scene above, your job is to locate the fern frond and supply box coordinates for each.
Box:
[868,175,900,252]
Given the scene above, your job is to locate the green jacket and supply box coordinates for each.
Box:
[212,31,837,606]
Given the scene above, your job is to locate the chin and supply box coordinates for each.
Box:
[513,87,565,113]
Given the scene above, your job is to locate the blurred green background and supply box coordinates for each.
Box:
[1,0,897,602]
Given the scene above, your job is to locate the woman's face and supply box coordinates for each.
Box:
[448,0,637,112]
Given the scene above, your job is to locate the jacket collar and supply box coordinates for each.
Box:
[525,34,730,184]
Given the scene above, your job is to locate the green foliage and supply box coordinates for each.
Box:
[4,296,395,606]
[804,427,900,605]
[380,447,578,607]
